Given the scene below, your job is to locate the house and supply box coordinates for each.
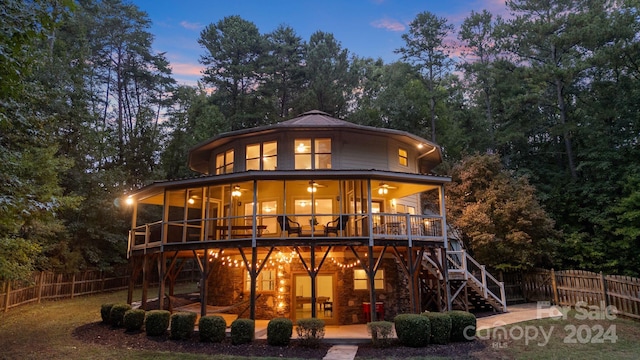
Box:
[125,110,505,325]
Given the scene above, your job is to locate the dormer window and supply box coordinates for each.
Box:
[215,149,234,174]
[295,138,331,169]
[246,141,277,170]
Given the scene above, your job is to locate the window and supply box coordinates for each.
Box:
[246,141,277,170]
[245,269,275,292]
[398,148,408,167]
[215,149,234,174]
[353,269,384,290]
[295,138,331,169]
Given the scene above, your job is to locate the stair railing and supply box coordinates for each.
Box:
[446,250,507,312]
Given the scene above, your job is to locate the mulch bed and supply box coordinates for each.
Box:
[73,321,490,359]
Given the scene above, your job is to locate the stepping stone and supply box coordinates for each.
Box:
[323,345,359,360]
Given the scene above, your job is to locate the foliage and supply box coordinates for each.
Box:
[422,312,452,344]
[198,315,227,343]
[295,318,325,348]
[109,303,131,327]
[144,310,170,336]
[100,303,115,324]
[230,318,255,345]
[123,309,146,332]
[447,154,560,271]
[266,317,293,346]
[393,314,431,347]
[169,312,197,340]
[366,321,395,348]
[448,310,476,342]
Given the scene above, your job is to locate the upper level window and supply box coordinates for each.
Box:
[398,148,408,167]
[295,138,331,169]
[215,149,234,174]
[246,141,277,170]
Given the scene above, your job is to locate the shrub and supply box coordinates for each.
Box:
[145,310,170,336]
[199,315,227,343]
[123,309,145,332]
[109,303,132,328]
[267,318,293,346]
[423,312,452,344]
[367,321,394,348]
[230,318,255,345]
[394,314,430,347]
[295,318,325,348]
[448,310,476,342]
[170,312,197,340]
[100,304,114,324]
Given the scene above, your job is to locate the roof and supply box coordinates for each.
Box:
[188,110,443,174]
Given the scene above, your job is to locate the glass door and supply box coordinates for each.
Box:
[293,273,336,324]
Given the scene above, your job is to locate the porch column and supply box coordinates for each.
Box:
[367,245,377,321]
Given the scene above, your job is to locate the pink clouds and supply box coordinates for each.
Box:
[371,17,406,32]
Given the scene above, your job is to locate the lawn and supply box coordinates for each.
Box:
[1,287,639,360]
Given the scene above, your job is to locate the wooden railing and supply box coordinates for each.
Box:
[446,250,507,312]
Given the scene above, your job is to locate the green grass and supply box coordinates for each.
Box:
[476,310,640,360]
[2,289,640,359]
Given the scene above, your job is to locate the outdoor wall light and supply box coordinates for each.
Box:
[125,197,134,205]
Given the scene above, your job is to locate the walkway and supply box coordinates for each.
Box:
[317,303,562,360]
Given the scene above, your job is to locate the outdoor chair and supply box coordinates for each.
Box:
[324,215,349,236]
[277,215,302,236]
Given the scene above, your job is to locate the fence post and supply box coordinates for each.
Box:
[4,281,11,313]
[71,273,76,299]
[550,268,559,305]
[599,271,609,308]
[37,272,44,304]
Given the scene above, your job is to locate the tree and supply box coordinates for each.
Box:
[458,10,501,151]
[199,15,265,129]
[298,31,355,117]
[262,24,306,119]
[396,11,454,143]
[446,154,559,271]
[0,0,79,280]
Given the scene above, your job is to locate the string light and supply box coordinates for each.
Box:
[330,257,361,268]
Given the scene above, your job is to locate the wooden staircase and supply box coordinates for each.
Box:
[421,250,507,313]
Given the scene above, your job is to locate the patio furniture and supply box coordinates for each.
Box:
[325,215,349,236]
[277,216,302,236]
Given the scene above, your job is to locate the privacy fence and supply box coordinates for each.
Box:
[1,263,198,312]
[501,269,640,320]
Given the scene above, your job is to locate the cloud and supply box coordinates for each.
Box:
[170,62,204,77]
[370,17,406,32]
[180,20,204,30]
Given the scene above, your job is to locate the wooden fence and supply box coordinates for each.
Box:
[502,269,640,320]
[0,264,198,312]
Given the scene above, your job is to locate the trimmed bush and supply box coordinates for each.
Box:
[100,303,114,324]
[230,318,255,345]
[295,318,325,348]
[367,321,394,348]
[394,314,430,347]
[449,310,476,342]
[109,303,132,327]
[170,312,197,340]
[267,317,293,346]
[145,310,170,336]
[423,312,452,344]
[199,315,227,343]
[123,309,146,332]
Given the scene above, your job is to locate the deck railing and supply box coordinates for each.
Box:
[129,213,445,252]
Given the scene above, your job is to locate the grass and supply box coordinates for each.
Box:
[2,288,640,359]
[476,309,640,360]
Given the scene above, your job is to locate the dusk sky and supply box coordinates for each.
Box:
[130,0,509,86]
